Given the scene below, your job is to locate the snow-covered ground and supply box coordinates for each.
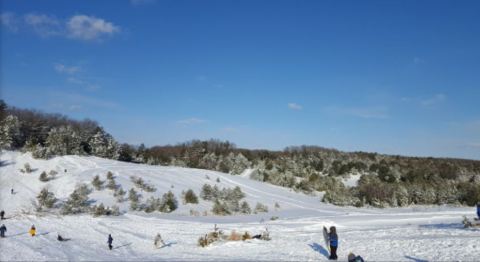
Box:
[1,151,478,261]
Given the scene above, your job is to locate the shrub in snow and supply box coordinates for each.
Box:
[39,171,49,182]
[106,177,118,190]
[91,175,104,190]
[24,163,33,173]
[216,177,221,183]
[114,187,126,202]
[182,189,199,204]
[37,188,57,209]
[144,197,162,213]
[254,202,269,213]
[128,188,141,210]
[240,201,251,214]
[212,200,231,216]
[61,184,92,215]
[92,203,107,217]
[106,171,114,180]
[274,202,280,210]
[92,204,121,217]
[159,191,178,213]
[200,184,214,200]
[130,175,157,192]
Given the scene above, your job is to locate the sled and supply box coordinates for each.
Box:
[323,226,330,252]
[463,216,480,228]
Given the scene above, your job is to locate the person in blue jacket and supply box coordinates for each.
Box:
[328,226,338,260]
[477,202,480,219]
[107,234,113,250]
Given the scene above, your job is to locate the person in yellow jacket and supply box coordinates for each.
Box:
[29,225,36,236]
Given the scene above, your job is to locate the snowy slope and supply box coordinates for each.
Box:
[1,151,479,261]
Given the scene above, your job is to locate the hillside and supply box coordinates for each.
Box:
[0,151,479,261]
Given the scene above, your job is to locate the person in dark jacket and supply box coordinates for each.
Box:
[0,224,6,238]
[0,210,5,220]
[108,234,113,250]
[328,226,338,260]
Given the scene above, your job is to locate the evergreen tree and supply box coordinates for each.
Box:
[91,175,104,190]
[37,188,57,209]
[0,115,20,149]
[39,171,49,182]
[160,191,178,213]
[45,126,83,157]
[240,201,251,214]
[200,184,213,200]
[183,189,199,204]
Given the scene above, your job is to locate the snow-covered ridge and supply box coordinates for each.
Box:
[0,151,341,218]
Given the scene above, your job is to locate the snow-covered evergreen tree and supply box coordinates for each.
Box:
[89,129,119,159]
[0,115,20,149]
[45,126,83,157]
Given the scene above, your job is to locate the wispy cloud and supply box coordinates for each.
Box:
[1,12,120,41]
[288,103,303,110]
[54,63,81,74]
[24,13,62,37]
[66,15,120,41]
[0,12,19,31]
[49,92,119,111]
[421,93,446,106]
[176,118,207,125]
[326,106,389,119]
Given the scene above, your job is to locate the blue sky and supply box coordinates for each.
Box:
[1,0,480,159]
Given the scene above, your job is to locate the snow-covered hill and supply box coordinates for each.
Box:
[0,151,478,261]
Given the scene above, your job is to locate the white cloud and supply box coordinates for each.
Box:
[421,93,446,106]
[67,15,119,41]
[54,63,81,74]
[49,92,119,111]
[24,13,62,37]
[326,106,389,119]
[176,118,206,125]
[288,103,302,110]
[0,12,19,31]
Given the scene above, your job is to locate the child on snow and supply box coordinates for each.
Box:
[348,252,365,262]
[0,224,6,238]
[328,226,338,260]
[154,233,165,248]
[108,234,113,250]
[29,225,36,237]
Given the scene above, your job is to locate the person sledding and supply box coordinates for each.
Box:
[348,252,365,262]
[327,226,338,260]
[108,234,113,250]
[0,224,6,238]
[29,225,36,237]
[154,233,165,248]
[57,234,71,241]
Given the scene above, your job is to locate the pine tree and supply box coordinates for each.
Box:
[240,201,251,214]
[61,184,91,215]
[183,189,199,204]
[160,191,178,213]
[91,175,104,190]
[0,115,20,149]
[37,188,57,209]
[45,126,83,157]
[39,171,49,182]
[200,184,213,200]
